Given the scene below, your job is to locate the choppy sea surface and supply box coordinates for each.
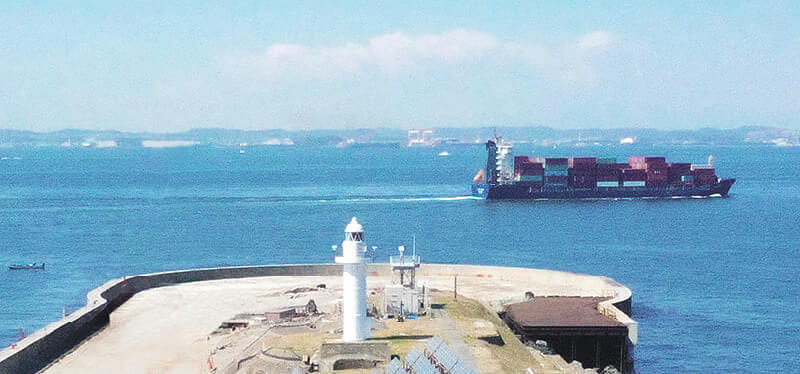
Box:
[0,144,798,372]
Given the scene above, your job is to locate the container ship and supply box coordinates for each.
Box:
[471,136,735,199]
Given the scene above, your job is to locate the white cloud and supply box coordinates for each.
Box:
[222,29,619,84]
[577,31,616,49]
[224,28,498,77]
[503,30,621,84]
[369,29,497,72]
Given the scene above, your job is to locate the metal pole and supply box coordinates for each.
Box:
[454,275,457,300]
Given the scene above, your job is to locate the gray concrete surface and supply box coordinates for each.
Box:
[0,264,635,374]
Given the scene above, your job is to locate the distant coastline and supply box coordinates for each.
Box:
[1,126,798,149]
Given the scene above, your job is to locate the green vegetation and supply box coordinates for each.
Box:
[435,294,557,374]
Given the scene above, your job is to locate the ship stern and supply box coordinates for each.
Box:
[471,183,489,199]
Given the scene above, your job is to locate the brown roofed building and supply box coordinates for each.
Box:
[503,297,631,372]
[265,299,318,322]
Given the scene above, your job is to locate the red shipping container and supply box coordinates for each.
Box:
[569,157,597,167]
[647,167,668,181]
[571,167,597,176]
[668,162,691,172]
[668,163,692,183]
[629,156,667,169]
[621,168,647,181]
[694,168,717,185]
[515,157,544,174]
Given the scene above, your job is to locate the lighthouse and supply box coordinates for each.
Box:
[334,217,371,342]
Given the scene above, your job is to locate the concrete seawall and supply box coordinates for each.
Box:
[0,264,635,374]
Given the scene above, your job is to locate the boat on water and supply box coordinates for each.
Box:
[471,135,735,200]
[8,263,45,270]
[438,151,450,156]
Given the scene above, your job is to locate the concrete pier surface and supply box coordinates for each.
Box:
[0,264,636,374]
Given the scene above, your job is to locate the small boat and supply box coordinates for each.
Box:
[438,151,450,156]
[8,263,45,270]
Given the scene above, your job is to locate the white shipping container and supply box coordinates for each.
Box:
[596,181,620,187]
[623,181,646,187]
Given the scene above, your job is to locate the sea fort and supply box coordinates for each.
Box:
[0,218,637,374]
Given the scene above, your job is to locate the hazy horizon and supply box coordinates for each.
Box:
[1,124,794,136]
[2,2,798,132]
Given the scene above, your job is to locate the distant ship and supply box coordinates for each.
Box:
[471,135,735,200]
[8,263,45,270]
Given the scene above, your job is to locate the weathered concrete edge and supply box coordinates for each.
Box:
[0,263,635,374]
[597,278,638,345]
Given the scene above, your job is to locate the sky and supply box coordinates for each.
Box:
[0,1,798,132]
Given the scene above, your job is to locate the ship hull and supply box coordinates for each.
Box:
[472,178,735,200]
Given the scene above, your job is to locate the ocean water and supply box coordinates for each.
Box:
[0,144,798,373]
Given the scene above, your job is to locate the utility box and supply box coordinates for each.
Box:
[384,285,419,316]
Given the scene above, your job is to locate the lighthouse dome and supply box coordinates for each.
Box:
[345,217,363,233]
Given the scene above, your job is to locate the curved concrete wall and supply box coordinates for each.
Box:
[415,264,638,345]
[0,263,634,374]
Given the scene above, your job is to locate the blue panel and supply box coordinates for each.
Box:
[386,358,405,374]
[425,336,443,355]
[404,348,423,366]
[410,357,437,374]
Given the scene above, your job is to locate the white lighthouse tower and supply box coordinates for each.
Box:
[335,217,371,342]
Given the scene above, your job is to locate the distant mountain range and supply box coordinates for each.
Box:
[0,126,798,148]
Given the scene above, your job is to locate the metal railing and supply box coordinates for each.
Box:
[389,255,420,268]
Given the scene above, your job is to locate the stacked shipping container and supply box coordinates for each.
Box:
[514,156,544,186]
[544,158,569,186]
[667,163,693,186]
[596,159,623,187]
[693,168,717,185]
[629,156,668,187]
[512,154,720,189]
[569,157,597,188]
[621,168,647,187]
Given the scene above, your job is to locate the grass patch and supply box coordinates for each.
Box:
[433,293,552,374]
[265,332,327,357]
[370,318,442,357]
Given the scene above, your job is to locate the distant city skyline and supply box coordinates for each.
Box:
[1,2,798,132]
